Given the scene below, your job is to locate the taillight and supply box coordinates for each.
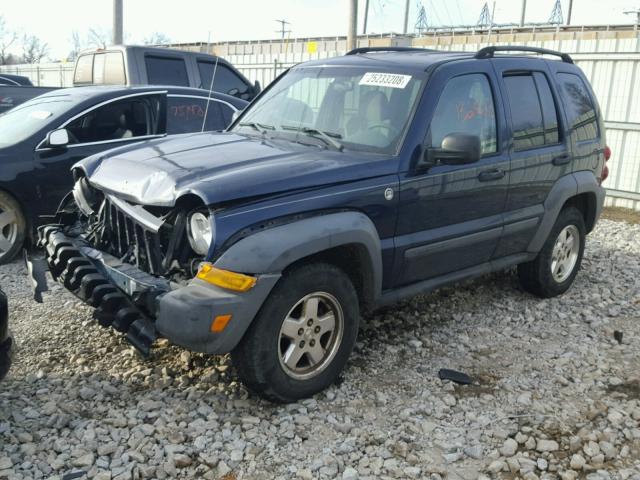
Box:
[601,145,611,183]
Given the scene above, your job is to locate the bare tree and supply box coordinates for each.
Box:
[143,32,171,46]
[68,30,85,61]
[88,28,111,49]
[0,16,18,65]
[21,34,48,63]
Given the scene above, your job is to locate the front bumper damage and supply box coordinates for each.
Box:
[28,226,280,356]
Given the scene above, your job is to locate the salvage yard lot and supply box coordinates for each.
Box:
[1,216,639,480]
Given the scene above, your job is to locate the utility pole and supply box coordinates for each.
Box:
[403,0,410,35]
[566,0,574,25]
[275,19,291,41]
[363,0,370,35]
[519,0,527,27]
[113,0,123,45]
[347,0,358,51]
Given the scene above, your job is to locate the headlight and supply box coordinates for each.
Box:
[72,177,99,216]
[187,211,214,256]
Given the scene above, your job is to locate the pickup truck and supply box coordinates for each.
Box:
[74,45,260,101]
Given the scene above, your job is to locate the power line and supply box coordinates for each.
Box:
[454,0,465,25]
[440,0,454,25]
[426,0,443,26]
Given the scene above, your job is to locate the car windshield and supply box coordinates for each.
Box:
[233,66,424,154]
[0,97,72,147]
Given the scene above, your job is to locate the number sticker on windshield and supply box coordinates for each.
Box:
[359,72,412,89]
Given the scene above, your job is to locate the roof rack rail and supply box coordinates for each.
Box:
[475,46,573,64]
[346,46,436,55]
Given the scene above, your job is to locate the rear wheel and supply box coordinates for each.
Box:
[232,263,360,402]
[518,206,586,298]
[0,191,26,265]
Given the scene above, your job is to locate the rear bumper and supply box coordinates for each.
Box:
[32,226,280,355]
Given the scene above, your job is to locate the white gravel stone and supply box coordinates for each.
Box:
[500,438,518,457]
[536,439,559,452]
[1,218,639,478]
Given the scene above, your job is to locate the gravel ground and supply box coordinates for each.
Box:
[0,218,639,480]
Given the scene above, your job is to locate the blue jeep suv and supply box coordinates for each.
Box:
[30,46,609,402]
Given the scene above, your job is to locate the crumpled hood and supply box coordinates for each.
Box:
[77,131,395,207]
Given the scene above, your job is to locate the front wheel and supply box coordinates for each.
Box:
[518,206,586,298]
[0,191,26,265]
[232,263,360,402]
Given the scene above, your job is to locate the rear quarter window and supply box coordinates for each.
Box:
[145,56,189,87]
[557,72,598,141]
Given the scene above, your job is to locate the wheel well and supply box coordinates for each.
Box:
[282,243,376,314]
[563,192,597,233]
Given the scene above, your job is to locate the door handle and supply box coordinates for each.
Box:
[478,168,505,182]
[552,154,571,166]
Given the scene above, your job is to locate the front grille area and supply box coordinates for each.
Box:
[101,197,169,275]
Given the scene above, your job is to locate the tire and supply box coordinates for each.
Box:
[0,191,26,265]
[518,206,586,298]
[232,263,360,403]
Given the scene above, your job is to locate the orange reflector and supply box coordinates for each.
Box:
[196,263,257,292]
[210,314,232,333]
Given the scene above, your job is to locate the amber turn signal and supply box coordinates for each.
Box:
[196,263,257,292]
[210,314,232,333]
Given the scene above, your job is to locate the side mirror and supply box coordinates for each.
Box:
[419,133,481,169]
[46,128,69,148]
[253,80,261,94]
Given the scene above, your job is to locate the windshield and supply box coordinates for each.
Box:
[233,67,424,154]
[0,97,72,147]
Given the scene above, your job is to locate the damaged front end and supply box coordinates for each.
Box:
[28,176,213,356]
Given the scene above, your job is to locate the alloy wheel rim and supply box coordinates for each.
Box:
[277,292,344,380]
[551,225,580,283]
[0,202,18,258]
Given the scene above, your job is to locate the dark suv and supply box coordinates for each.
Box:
[29,46,608,402]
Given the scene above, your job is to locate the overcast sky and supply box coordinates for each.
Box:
[1,0,638,60]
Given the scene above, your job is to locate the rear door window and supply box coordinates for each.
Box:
[503,72,560,151]
[557,72,598,141]
[504,74,545,151]
[166,97,229,134]
[145,56,189,86]
[533,72,559,144]
[198,61,248,97]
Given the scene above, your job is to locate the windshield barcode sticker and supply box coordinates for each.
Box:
[359,72,412,89]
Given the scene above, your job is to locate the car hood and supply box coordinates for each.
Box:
[77,132,397,207]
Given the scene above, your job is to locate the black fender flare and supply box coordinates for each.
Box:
[214,211,384,301]
[527,171,605,253]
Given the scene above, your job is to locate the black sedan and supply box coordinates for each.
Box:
[0,85,247,263]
